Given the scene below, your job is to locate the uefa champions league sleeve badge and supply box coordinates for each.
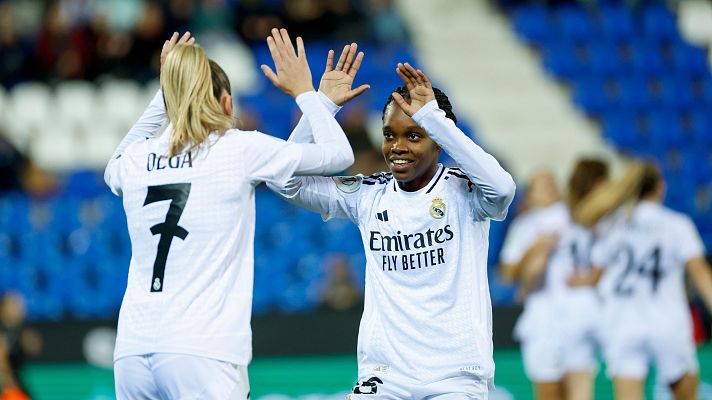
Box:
[430,198,446,219]
[333,176,363,193]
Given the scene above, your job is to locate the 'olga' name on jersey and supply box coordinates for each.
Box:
[146,152,193,171]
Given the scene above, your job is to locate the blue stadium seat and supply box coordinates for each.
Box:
[618,77,652,112]
[47,196,83,233]
[0,256,18,292]
[587,41,625,77]
[642,5,679,41]
[18,259,65,321]
[488,274,517,306]
[543,41,586,80]
[572,77,610,116]
[0,232,19,261]
[601,112,644,149]
[18,231,63,263]
[321,219,361,253]
[630,40,666,76]
[64,170,105,198]
[648,111,683,148]
[690,109,711,147]
[660,76,695,111]
[511,5,552,44]
[672,44,710,74]
[556,5,596,42]
[64,260,116,319]
[599,5,636,41]
[0,194,30,235]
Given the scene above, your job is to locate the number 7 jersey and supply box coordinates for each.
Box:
[107,129,303,365]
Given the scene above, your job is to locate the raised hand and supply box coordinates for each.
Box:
[319,43,370,106]
[260,28,314,98]
[391,63,436,117]
[161,32,196,69]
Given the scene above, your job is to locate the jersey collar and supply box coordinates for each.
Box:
[393,164,445,196]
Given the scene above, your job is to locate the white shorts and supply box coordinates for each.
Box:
[114,353,250,399]
[520,333,564,382]
[347,371,489,400]
[515,296,564,382]
[603,326,698,384]
[558,293,600,374]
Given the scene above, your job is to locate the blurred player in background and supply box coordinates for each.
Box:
[0,293,41,400]
[271,61,515,398]
[499,170,569,400]
[546,159,644,400]
[104,29,354,399]
[591,162,712,400]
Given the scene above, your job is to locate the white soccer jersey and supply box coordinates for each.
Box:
[499,203,570,381]
[500,202,570,299]
[273,100,515,385]
[105,90,349,365]
[593,201,705,342]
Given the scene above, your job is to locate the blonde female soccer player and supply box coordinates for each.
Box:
[271,62,515,399]
[591,163,712,400]
[105,30,354,399]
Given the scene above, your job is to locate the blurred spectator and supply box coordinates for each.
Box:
[340,101,384,176]
[191,0,235,36]
[0,4,33,88]
[0,0,410,87]
[0,292,42,399]
[126,2,166,82]
[234,0,285,44]
[35,2,95,82]
[364,0,409,44]
[321,256,361,311]
[0,133,28,194]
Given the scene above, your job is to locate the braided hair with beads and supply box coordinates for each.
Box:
[382,86,458,123]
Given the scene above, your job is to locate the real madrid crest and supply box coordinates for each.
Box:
[430,197,446,219]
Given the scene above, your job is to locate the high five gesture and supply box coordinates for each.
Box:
[391,62,436,117]
[260,28,314,98]
[319,43,370,106]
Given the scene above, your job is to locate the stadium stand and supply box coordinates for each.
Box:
[507,0,712,251]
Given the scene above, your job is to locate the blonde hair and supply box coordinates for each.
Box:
[161,44,233,156]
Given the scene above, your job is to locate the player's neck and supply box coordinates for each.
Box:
[640,194,662,204]
[397,164,440,192]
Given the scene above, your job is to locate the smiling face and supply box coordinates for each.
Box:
[382,102,441,191]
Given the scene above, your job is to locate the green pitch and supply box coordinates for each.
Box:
[21,345,712,399]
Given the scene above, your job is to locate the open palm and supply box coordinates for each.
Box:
[392,63,436,117]
[318,43,370,106]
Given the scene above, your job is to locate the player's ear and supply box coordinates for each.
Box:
[221,93,233,117]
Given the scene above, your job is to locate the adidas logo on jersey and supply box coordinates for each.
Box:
[376,210,389,222]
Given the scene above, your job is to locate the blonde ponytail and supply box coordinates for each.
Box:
[160,44,233,156]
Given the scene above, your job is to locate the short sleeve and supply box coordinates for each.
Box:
[675,216,705,263]
[241,132,303,187]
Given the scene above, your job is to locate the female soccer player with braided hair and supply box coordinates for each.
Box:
[104,29,354,399]
[271,62,515,398]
